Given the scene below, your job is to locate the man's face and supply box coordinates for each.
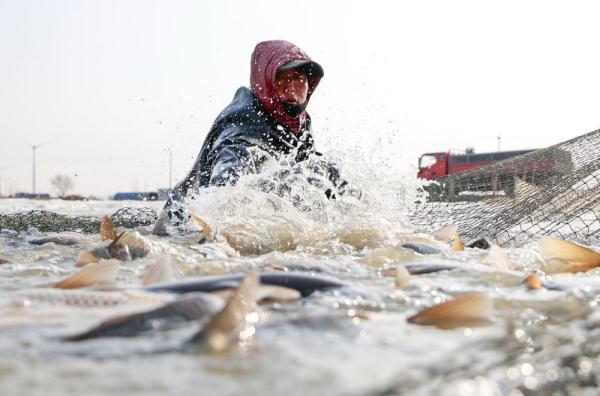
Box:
[275,69,309,104]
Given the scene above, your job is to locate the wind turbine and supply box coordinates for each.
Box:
[28,140,52,195]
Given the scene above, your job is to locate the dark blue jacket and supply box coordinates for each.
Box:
[165,87,345,212]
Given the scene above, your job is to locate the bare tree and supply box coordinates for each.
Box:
[50,174,75,197]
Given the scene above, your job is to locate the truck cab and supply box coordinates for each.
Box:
[417,152,449,180]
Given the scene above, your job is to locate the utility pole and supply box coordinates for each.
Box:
[28,141,50,195]
[167,148,173,189]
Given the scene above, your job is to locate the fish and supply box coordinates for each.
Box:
[389,263,461,275]
[142,255,175,285]
[152,209,170,237]
[0,258,10,265]
[405,263,460,275]
[394,266,410,289]
[539,238,600,273]
[100,215,117,241]
[187,271,259,352]
[213,284,301,304]
[28,235,81,246]
[407,292,493,329]
[55,260,119,289]
[65,292,224,341]
[190,214,213,240]
[12,288,173,308]
[77,230,153,266]
[487,244,514,271]
[143,271,345,297]
[452,232,465,251]
[66,275,300,342]
[401,243,441,255]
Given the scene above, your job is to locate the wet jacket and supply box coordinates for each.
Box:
[169,86,318,198]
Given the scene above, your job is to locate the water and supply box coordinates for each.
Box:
[1,157,600,395]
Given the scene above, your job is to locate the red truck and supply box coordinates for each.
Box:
[417,148,573,199]
[417,150,535,180]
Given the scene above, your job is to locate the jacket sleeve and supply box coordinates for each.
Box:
[161,135,265,223]
[207,141,262,186]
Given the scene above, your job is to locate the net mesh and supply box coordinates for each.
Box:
[0,207,158,234]
[1,129,599,246]
[409,128,600,246]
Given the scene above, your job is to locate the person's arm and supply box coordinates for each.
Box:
[207,140,263,186]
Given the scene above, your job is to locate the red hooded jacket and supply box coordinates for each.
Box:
[250,40,322,133]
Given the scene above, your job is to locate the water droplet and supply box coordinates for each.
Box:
[579,358,592,374]
[573,334,586,346]
[507,367,520,381]
[523,376,538,390]
[520,363,534,376]
[545,369,558,381]
[514,328,526,341]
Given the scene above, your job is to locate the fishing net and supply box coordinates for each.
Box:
[1,129,599,246]
[0,207,158,234]
[409,128,600,246]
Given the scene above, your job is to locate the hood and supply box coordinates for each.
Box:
[250,40,322,134]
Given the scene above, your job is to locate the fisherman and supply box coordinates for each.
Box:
[161,40,351,225]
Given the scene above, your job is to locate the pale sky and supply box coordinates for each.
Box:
[1,0,599,197]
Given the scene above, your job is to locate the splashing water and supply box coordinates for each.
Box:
[185,148,422,255]
[1,144,600,396]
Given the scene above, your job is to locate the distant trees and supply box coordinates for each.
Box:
[50,174,75,197]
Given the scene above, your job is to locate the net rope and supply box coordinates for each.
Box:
[1,129,599,246]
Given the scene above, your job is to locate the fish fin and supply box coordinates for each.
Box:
[55,260,119,289]
[65,312,139,341]
[407,292,493,329]
[255,285,300,303]
[100,215,117,241]
[189,271,259,351]
[523,274,542,290]
[395,266,410,289]
[111,230,150,255]
[452,232,465,251]
[539,238,600,273]
[487,244,514,271]
[142,255,175,285]
[76,250,98,267]
[434,224,457,242]
[109,231,126,248]
[190,214,213,237]
[153,209,170,236]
